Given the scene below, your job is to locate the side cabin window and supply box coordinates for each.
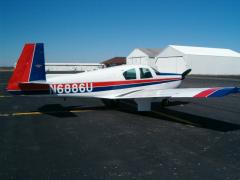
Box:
[123,68,136,80]
[140,68,153,79]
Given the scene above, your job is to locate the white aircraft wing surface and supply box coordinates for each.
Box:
[109,87,240,99]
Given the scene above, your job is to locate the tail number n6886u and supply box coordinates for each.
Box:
[50,83,93,94]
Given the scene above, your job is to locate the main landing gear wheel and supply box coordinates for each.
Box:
[161,98,170,108]
[101,99,119,108]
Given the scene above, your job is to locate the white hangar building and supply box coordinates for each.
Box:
[157,45,240,75]
[127,45,240,75]
[127,48,162,68]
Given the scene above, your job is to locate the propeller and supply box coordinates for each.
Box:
[182,69,192,79]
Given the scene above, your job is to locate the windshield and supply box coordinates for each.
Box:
[140,68,153,79]
[152,68,161,75]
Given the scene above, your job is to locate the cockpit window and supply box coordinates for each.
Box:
[123,68,136,80]
[152,68,161,75]
[140,68,153,79]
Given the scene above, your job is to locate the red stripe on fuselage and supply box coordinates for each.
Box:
[48,78,180,88]
[194,88,219,98]
[92,78,180,87]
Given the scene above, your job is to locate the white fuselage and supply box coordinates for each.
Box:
[45,65,182,99]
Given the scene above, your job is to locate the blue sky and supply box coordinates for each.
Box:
[0,0,240,66]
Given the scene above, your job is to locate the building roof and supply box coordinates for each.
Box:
[170,45,240,57]
[138,48,162,57]
[101,57,126,67]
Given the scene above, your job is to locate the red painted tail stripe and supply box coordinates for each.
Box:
[7,44,35,90]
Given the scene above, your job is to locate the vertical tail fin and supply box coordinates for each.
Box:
[7,43,46,91]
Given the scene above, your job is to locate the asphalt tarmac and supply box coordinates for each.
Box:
[0,71,240,180]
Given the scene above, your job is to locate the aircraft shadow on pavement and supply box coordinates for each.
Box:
[151,108,240,132]
[117,101,240,132]
[37,102,240,132]
[38,104,106,118]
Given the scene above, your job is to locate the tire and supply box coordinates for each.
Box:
[101,99,118,108]
[161,98,170,107]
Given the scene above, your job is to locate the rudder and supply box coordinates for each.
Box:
[29,43,46,81]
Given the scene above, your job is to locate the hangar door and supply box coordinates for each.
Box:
[155,57,187,74]
[128,57,148,65]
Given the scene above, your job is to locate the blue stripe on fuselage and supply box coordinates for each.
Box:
[159,72,181,76]
[93,79,178,92]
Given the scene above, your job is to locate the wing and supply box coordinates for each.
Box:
[109,87,240,99]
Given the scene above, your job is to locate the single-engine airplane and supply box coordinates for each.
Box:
[6,43,240,111]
